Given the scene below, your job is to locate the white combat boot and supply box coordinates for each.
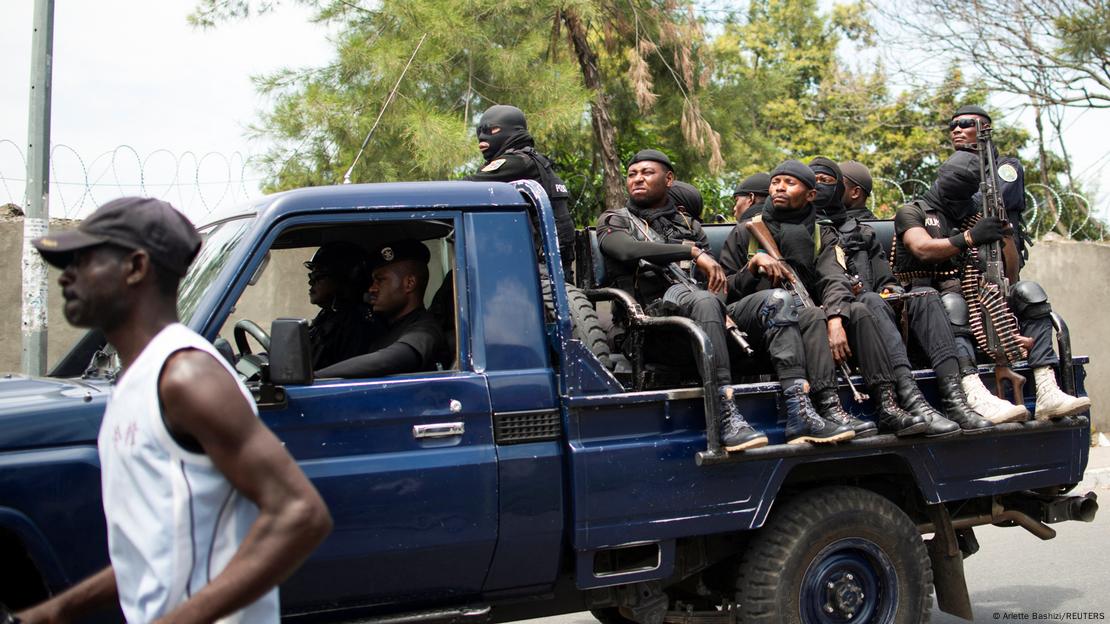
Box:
[961,373,1029,424]
[1033,366,1091,420]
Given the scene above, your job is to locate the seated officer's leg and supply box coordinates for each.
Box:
[729,292,851,445]
[727,289,805,385]
[664,285,767,451]
[842,301,927,436]
[905,287,959,374]
[942,292,1027,426]
[789,305,867,441]
[858,291,912,371]
[1010,281,1090,419]
[859,291,960,437]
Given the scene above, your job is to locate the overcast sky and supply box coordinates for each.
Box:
[1,1,1107,224]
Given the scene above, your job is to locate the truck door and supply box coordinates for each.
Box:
[209,212,498,612]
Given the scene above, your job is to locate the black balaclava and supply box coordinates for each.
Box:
[809,157,847,225]
[476,105,533,161]
[924,150,981,223]
[668,180,704,222]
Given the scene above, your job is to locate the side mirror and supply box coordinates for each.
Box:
[269,318,313,386]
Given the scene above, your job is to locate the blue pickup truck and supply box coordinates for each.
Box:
[0,181,1098,623]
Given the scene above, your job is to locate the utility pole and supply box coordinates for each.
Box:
[21,0,55,376]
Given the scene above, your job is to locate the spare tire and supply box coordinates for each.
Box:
[567,284,613,370]
[543,279,613,369]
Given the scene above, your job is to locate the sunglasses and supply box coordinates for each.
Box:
[307,271,335,285]
[948,118,980,131]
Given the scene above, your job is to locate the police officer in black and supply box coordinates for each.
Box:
[316,239,446,378]
[465,105,576,277]
[721,160,926,439]
[305,241,379,371]
[838,160,878,220]
[894,151,1089,422]
[949,105,1031,268]
[731,172,771,223]
[810,157,969,436]
[596,149,769,452]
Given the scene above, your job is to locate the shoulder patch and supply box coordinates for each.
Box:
[482,158,506,172]
[835,245,848,269]
[997,163,1019,183]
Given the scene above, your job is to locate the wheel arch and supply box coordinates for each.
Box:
[0,507,64,608]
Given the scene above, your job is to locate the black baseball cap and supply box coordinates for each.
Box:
[32,196,201,276]
[370,239,431,269]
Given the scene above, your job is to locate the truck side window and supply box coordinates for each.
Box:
[216,220,460,380]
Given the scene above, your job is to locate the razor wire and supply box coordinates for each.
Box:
[871,176,1108,240]
[0,141,262,223]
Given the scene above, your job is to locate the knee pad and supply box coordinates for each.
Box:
[1009,280,1052,319]
[941,292,971,335]
[758,288,799,329]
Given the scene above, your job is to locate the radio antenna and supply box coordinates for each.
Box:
[343,32,428,184]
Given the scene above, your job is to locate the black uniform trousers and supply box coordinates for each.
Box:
[951,306,1057,369]
[834,300,897,386]
[725,289,807,385]
[724,290,843,394]
[656,284,732,388]
[857,288,957,371]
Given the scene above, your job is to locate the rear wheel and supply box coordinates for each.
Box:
[734,486,932,623]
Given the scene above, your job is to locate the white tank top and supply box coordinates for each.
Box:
[98,323,280,623]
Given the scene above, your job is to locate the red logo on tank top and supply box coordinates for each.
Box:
[114,422,138,448]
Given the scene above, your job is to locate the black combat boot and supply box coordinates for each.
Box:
[719,388,769,452]
[872,383,928,436]
[937,375,994,434]
[811,387,878,438]
[894,375,960,438]
[784,381,855,445]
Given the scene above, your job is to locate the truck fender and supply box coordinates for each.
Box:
[0,507,69,592]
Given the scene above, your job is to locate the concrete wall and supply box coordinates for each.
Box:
[1020,235,1110,433]
[1,218,1106,432]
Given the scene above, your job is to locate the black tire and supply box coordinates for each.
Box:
[734,486,932,624]
[567,285,613,369]
[544,278,613,369]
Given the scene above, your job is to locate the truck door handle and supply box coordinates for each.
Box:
[413,422,465,439]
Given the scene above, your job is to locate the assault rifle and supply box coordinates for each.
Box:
[743,220,869,403]
[637,259,754,356]
[974,119,1027,401]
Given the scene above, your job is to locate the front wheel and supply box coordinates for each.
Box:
[734,486,933,623]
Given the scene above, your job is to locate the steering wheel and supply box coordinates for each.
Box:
[233,319,271,355]
[232,320,271,380]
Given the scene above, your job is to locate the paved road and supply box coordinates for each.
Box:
[514,489,1110,624]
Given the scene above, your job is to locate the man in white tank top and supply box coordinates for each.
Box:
[20,197,332,623]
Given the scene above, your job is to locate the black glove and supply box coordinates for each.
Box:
[967,216,1012,245]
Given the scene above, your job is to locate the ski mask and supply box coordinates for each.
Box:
[808,157,846,223]
[476,105,532,161]
[924,150,981,222]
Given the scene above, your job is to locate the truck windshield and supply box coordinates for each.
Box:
[178,216,255,325]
